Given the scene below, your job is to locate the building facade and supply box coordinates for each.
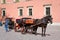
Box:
[0,0,60,25]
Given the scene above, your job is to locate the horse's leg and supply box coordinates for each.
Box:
[32,26,38,35]
[42,26,44,36]
[43,25,47,36]
[35,27,38,35]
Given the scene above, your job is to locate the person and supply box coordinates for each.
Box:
[8,18,14,31]
[4,18,9,32]
[0,17,3,26]
[0,21,2,26]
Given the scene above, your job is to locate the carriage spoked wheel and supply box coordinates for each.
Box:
[21,27,27,34]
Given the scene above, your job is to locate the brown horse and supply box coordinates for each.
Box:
[31,15,53,36]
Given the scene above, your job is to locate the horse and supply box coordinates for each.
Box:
[31,15,53,36]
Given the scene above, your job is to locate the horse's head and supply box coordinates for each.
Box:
[46,15,53,24]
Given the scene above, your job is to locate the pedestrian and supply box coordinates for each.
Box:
[8,18,14,30]
[4,18,9,32]
[0,18,3,26]
[0,21,2,26]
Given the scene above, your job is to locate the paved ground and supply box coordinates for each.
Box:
[0,25,60,40]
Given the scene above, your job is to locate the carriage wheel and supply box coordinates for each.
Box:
[14,26,18,32]
[14,26,20,32]
[21,27,26,34]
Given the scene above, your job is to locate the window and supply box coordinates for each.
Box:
[2,8,6,17]
[19,9,23,16]
[29,8,32,16]
[1,0,6,4]
[13,0,19,2]
[44,5,51,16]
[27,7,33,16]
[18,8,23,16]
[26,0,31,1]
[16,0,19,2]
[46,7,50,16]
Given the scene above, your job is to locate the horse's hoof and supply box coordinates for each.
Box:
[41,34,44,37]
[41,35,46,37]
[44,35,46,36]
[35,33,37,35]
[32,32,36,34]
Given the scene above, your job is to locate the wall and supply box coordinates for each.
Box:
[0,0,60,23]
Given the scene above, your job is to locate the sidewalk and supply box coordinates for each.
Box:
[0,25,60,40]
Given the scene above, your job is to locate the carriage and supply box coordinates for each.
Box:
[14,15,53,36]
[15,18,34,32]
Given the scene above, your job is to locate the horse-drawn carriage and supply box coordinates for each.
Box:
[15,18,34,32]
[14,15,53,36]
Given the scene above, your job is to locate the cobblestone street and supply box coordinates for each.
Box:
[0,25,60,40]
